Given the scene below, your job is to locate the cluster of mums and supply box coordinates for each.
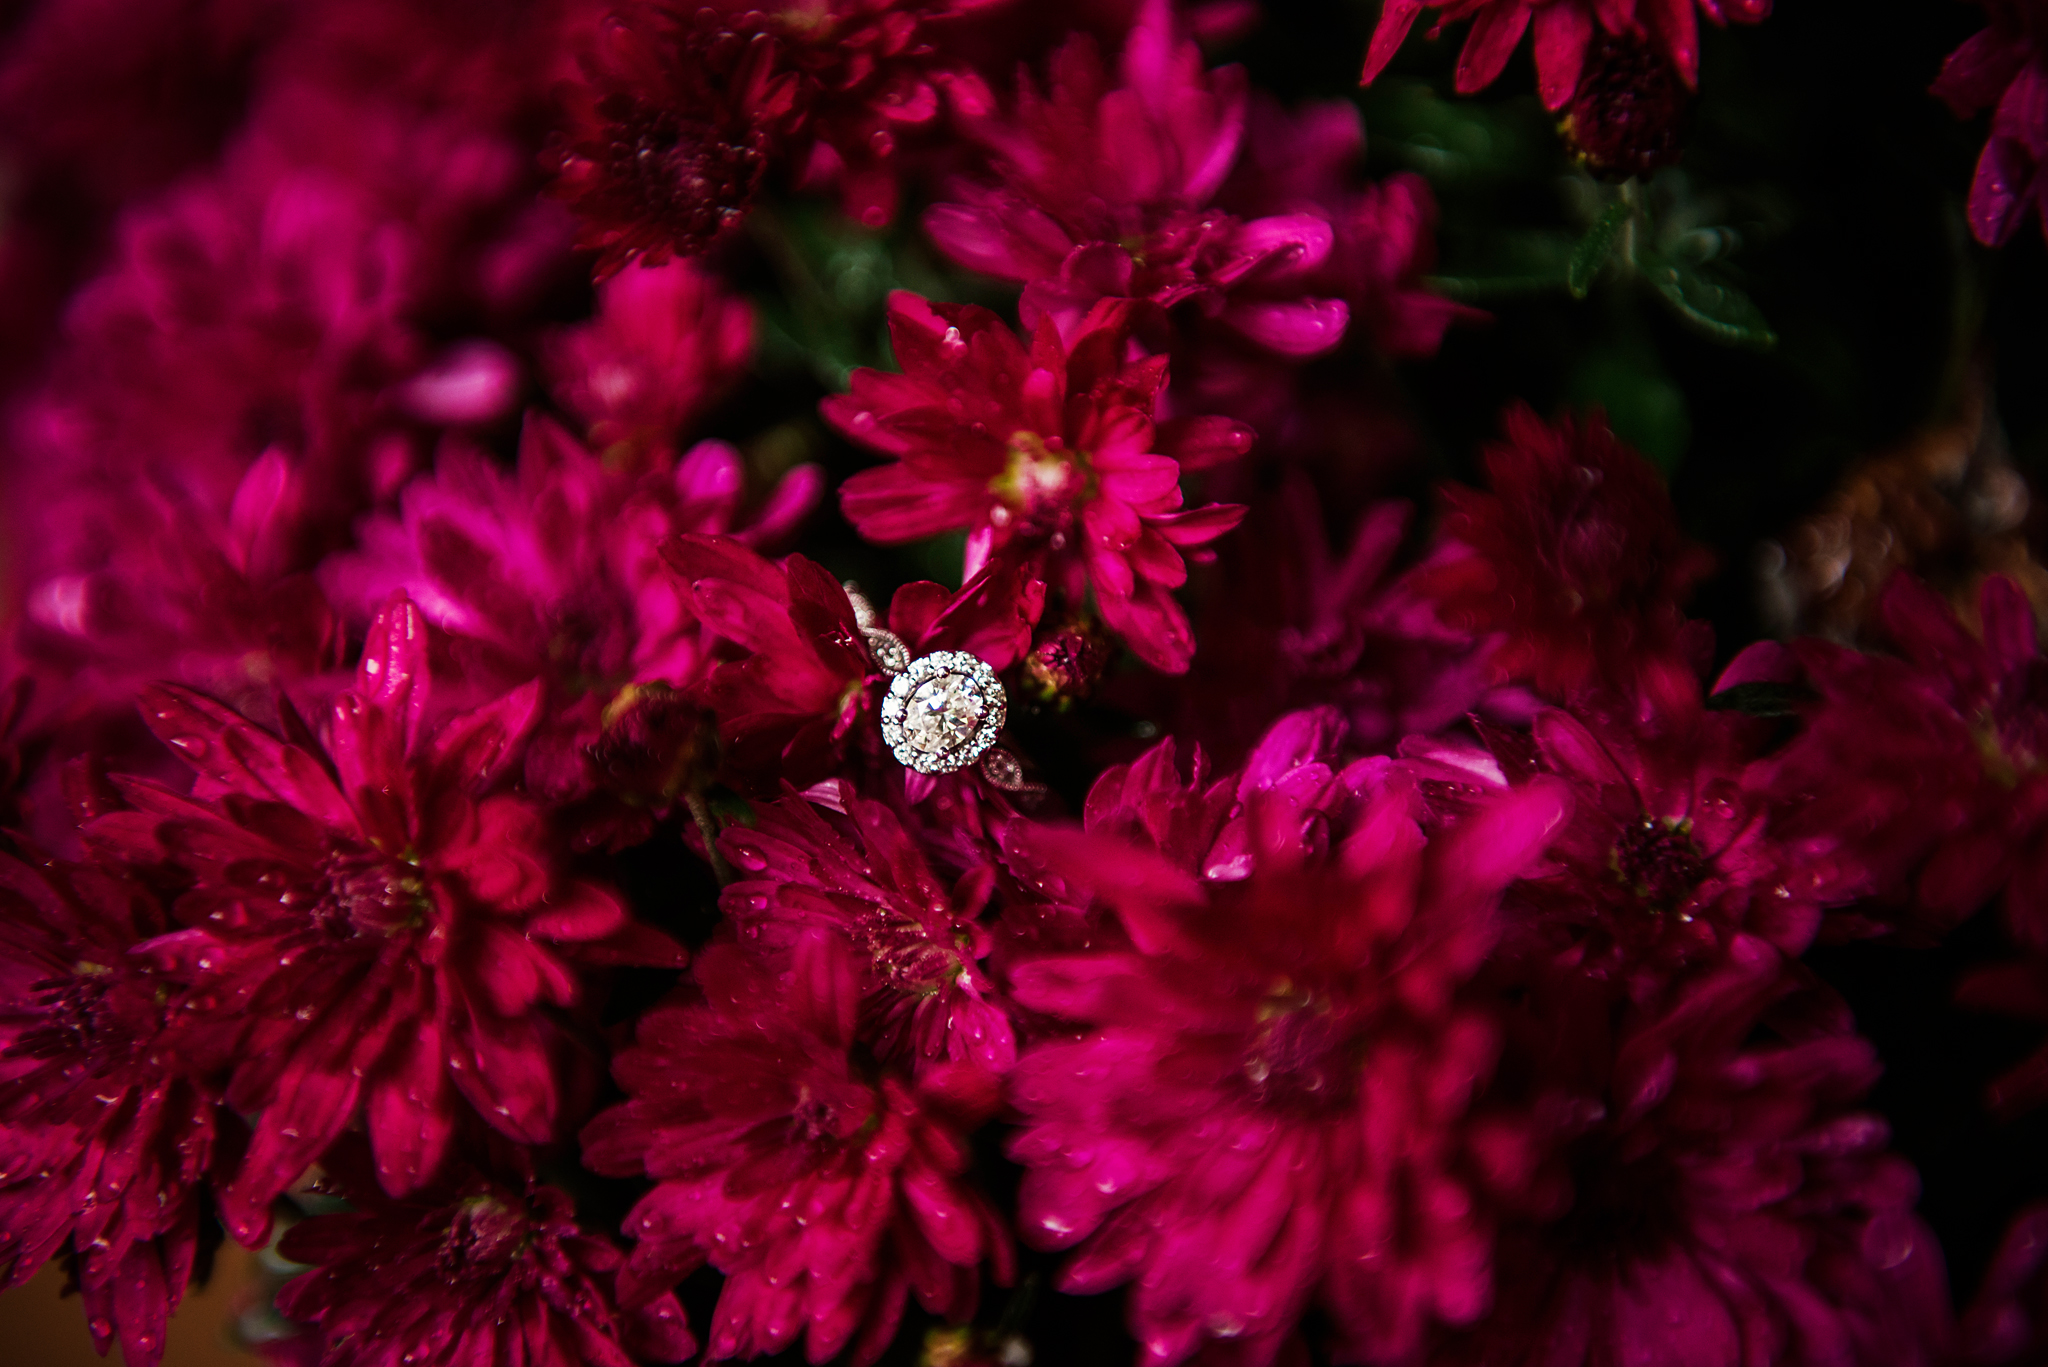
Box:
[1,0,2047,1365]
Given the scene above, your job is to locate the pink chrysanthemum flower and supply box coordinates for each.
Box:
[1828,575,2048,929]
[1743,574,2047,951]
[1402,694,1865,988]
[84,597,684,1244]
[549,0,992,276]
[0,853,222,1367]
[1935,0,2048,246]
[7,86,561,718]
[545,259,754,464]
[926,0,1347,356]
[1413,404,1715,710]
[11,86,546,556]
[1004,755,1567,1366]
[825,292,1249,673]
[13,448,347,722]
[275,1155,695,1367]
[1220,95,1467,362]
[1442,938,1950,1367]
[1135,483,1528,767]
[661,532,1042,795]
[719,787,1015,1074]
[1361,0,1771,108]
[993,710,1365,967]
[322,416,819,846]
[581,933,1013,1366]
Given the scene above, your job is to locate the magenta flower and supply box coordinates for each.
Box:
[1361,0,1771,108]
[14,449,346,721]
[662,531,1042,795]
[1401,694,1866,994]
[926,0,1347,357]
[84,597,684,1244]
[719,788,1015,1074]
[7,85,563,721]
[1221,95,1468,361]
[276,1153,694,1367]
[1852,574,2048,930]
[581,933,1013,1365]
[1004,759,1567,1365]
[1960,1201,2048,1363]
[10,86,545,560]
[548,0,992,276]
[1136,483,1527,767]
[659,536,875,795]
[1935,0,2048,246]
[322,416,821,845]
[1443,938,1950,1367]
[1745,574,2047,948]
[545,259,754,464]
[1413,404,1715,710]
[0,853,222,1367]
[826,292,1249,672]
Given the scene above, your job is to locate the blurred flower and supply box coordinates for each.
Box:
[1442,940,1950,1367]
[826,291,1248,672]
[1935,0,2048,246]
[1004,747,1567,1365]
[1220,95,1467,362]
[1136,483,1527,768]
[545,259,754,463]
[548,0,992,276]
[1361,0,1771,108]
[582,933,1012,1365]
[1866,574,2048,927]
[0,853,223,1367]
[6,84,566,721]
[84,598,684,1244]
[277,1156,695,1367]
[719,787,1015,1074]
[1748,574,2047,950]
[14,449,347,720]
[1960,1201,2048,1364]
[322,416,821,845]
[1022,620,1112,705]
[1413,404,1715,710]
[0,0,282,382]
[926,0,1348,356]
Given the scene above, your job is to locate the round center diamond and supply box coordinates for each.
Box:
[905,674,983,751]
[880,650,1007,775]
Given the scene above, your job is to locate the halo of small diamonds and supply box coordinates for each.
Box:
[879,651,1007,775]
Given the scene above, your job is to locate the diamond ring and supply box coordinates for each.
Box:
[879,650,1006,774]
[844,583,1039,796]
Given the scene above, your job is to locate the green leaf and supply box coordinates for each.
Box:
[1357,80,1558,185]
[1640,253,1778,349]
[1705,681,1816,717]
[1567,199,1633,299]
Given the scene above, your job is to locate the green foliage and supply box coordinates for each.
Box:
[746,201,1012,389]
[1568,199,1633,299]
